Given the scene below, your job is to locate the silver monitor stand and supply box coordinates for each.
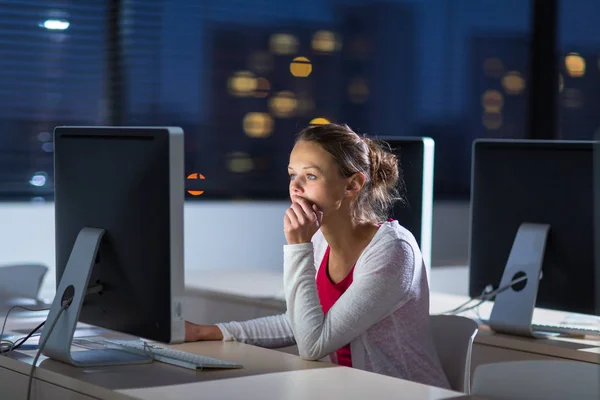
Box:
[39,227,152,367]
[488,222,555,338]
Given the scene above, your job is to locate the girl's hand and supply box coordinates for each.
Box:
[284,196,323,245]
[184,321,223,342]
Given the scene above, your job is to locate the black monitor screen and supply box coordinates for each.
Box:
[469,140,597,315]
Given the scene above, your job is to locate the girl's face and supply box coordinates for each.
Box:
[288,140,348,217]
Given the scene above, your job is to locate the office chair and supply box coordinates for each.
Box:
[430,314,479,393]
[0,263,48,300]
[471,360,600,400]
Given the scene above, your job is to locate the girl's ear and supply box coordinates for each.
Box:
[344,172,367,198]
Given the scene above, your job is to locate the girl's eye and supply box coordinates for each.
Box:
[307,174,316,180]
[289,174,296,180]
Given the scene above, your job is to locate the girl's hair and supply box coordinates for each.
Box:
[295,123,404,224]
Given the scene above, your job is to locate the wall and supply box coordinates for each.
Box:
[0,200,470,289]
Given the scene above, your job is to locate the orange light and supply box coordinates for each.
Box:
[186,173,205,196]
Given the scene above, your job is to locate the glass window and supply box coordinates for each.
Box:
[0,0,107,201]
[0,0,535,201]
[558,0,600,140]
[124,0,532,200]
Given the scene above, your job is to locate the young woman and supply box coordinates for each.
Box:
[185,123,450,388]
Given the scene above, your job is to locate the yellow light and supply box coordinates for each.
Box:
[253,77,270,98]
[312,30,338,53]
[290,56,312,78]
[562,88,584,108]
[269,91,297,118]
[565,53,586,77]
[228,71,257,97]
[309,117,330,125]
[226,152,254,173]
[481,90,504,113]
[483,58,504,78]
[482,112,503,130]
[348,77,369,103]
[269,33,298,55]
[243,113,274,138]
[502,71,526,95]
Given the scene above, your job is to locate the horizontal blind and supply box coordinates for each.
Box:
[120,0,163,123]
[0,0,107,122]
[0,0,108,200]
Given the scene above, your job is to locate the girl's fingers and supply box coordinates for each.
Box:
[290,203,307,225]
[286,207,299,227]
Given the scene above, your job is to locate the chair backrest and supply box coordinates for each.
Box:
[471,360,600,400]
[430,314,479,393]
[0,263,48,299]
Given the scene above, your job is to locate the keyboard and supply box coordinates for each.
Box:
[98,339,243,370]
[531,323,600,337]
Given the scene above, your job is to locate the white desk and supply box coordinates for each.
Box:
[119,368,461,400]
[0,315,463,400]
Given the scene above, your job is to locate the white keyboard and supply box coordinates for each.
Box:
[531,324,600,337]
[99,339,243,370]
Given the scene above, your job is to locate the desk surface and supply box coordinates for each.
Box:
[23,268,599,399]
[1,316,462,400]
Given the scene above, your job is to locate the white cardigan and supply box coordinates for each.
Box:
[216,221,450,388]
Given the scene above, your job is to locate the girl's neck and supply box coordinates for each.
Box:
[320,213,379,256]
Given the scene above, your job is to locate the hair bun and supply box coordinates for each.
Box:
[363,137,399,190]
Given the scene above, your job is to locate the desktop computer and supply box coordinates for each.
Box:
[469,139,598,336]
[377,136,434,271]
[39,126,186,367]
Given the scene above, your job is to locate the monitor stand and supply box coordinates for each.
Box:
[488,222,555,338]
[39,227,152,367]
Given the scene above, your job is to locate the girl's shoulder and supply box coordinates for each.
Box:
[370,220,420,251]
[357,220,422,274]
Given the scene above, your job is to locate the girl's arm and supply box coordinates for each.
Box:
[283,239,416,360]
[214,312,296,348]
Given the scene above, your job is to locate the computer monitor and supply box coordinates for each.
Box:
[39,126,185,367]
[469,139,598,316]
[377,136,434,271]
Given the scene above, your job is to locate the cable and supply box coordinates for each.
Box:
[26,303,68,400]
[436,274,529,316]
[9,321,45,353]
[0,321,45,355]
[0,305,50,355]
